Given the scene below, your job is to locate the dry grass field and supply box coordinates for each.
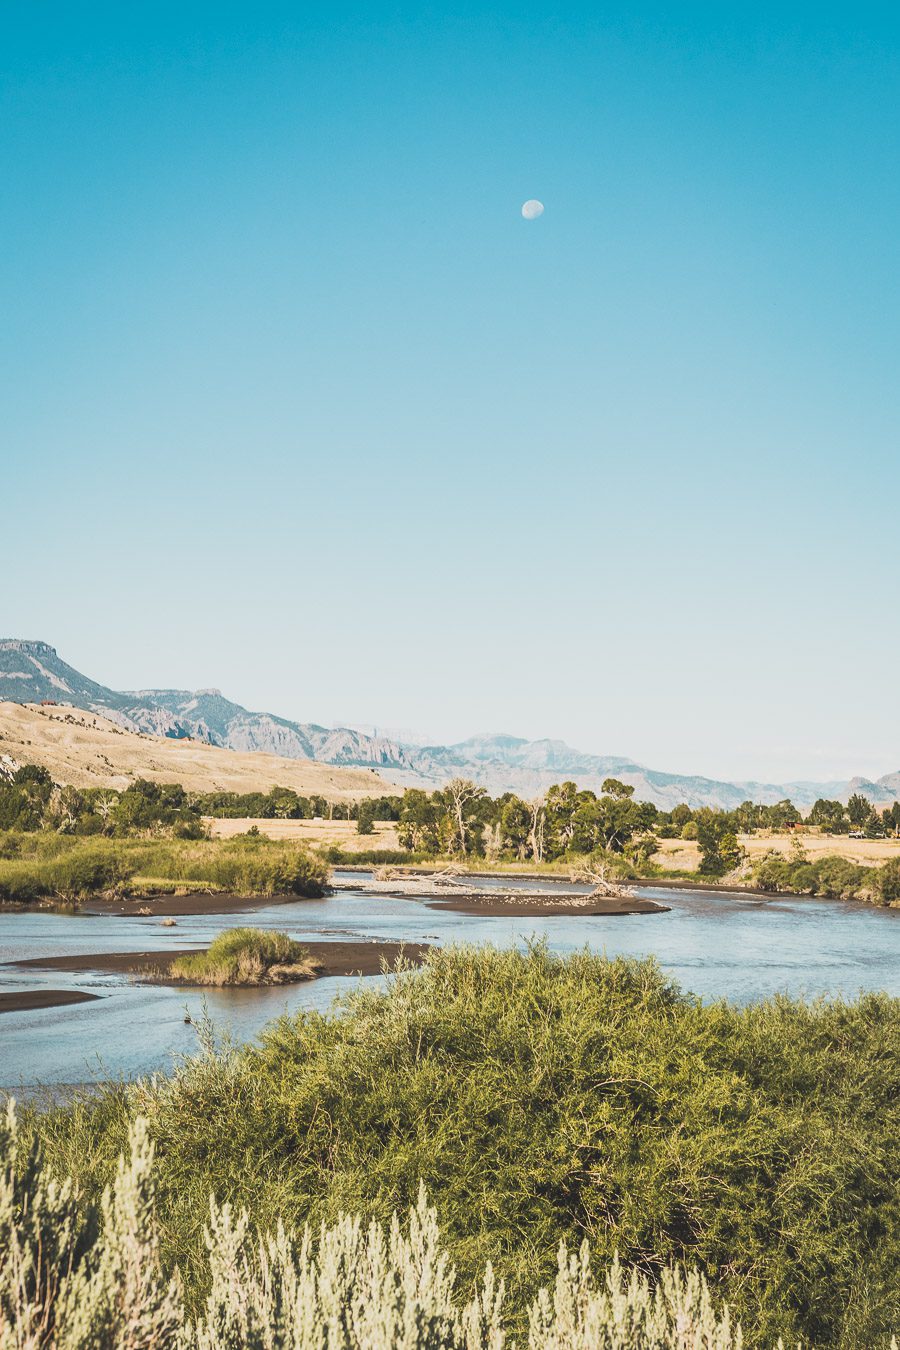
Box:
[207,816,402,851]
[213,822,900,869]
[0,702,393,800]
[655,831,900,872]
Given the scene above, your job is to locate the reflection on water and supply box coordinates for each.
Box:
[1,873,899,1091]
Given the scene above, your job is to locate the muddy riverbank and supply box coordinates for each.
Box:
[11,939,431,983]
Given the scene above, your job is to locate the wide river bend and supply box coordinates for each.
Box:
[1,872,899,1093]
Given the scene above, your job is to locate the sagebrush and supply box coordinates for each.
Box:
[9,1105,889,1349]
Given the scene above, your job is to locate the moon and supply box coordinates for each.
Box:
[521,199,544,220]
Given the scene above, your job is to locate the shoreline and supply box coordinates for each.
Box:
[10,939,431,984]
[345,867,841,904]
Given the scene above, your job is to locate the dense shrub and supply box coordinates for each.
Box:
[0,1109,770,1348]
[167,837,328,896]
[323,846,427,865]
[169,928,319,985]
[0,834,327,903]
[752,851,882,902]
[879,858,900,904]
[0,839,137,902]
[28,947,900,1347]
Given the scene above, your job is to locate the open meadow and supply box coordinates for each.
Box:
[207,816,900,872]
[207,814,402,850]
[655,829,900,871]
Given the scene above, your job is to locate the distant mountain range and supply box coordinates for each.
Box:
[1,639,898,810]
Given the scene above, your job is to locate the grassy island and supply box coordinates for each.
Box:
[168,928,321,985]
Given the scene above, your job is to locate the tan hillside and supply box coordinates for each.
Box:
[0,702,394,799]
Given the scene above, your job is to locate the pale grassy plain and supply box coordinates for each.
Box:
[655,830,900,871]
[210,818,900,870]
[207,816,402,851]
[0,702,393,800]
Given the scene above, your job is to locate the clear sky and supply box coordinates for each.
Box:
[3,3,898,784]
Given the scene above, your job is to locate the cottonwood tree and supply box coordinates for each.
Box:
[443,779,487,856]
[528,795,547,863]
[847,793,872,828]
[808,798,847,833]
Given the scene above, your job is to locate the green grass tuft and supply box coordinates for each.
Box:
[168,927,321,985]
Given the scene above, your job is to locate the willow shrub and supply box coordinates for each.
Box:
[0,1107,766,1348]
[0,833,327,902]
[169,929,319,986]
[751,852,881,902]
[27,947,900,1348]
[0,840,137,902]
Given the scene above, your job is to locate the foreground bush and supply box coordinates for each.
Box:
[0,1106,833,1348]
[170,929,321,986]
[26,948,900,1346]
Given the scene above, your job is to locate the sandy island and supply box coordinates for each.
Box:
[423,893,668,916]
[11,940,431,984]
[333,875,669,916]
[0,988,101,1015]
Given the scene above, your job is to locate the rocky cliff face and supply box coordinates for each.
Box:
[0,640,129,711]
[1,640,897,808]
[0,640,416,774]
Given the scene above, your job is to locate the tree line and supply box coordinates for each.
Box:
[2,764,898,880]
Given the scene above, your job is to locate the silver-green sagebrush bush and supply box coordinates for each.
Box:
[6,1103,876,1350]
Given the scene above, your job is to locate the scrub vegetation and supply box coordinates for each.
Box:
[0,831,327,903]
[22,946,900,1348]
[168,928,320,986]
[752,849,900,904]
[0,1110,777,1348]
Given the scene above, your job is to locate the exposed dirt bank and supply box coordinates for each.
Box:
[11,940,431,982]
[0,988,100,1015]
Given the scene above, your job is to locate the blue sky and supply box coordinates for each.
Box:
[3,3,898,782]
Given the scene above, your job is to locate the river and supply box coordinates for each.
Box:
[2,873,899,1093]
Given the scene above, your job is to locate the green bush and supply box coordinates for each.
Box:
[0,840,136,902]
[322,846,425,865]
[752,851,882,903]
[49,845,134,900]
[27,947,900,1348]
[169,928,318,985]
[0,834,328,903]
[1,1109,793,1348]
[879,858,900,904]
[172,839,327,896]
[0,859,48,903]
